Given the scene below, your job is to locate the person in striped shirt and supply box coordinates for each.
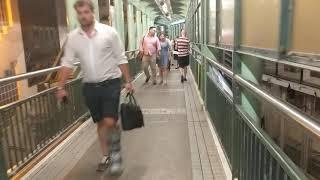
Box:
[176,29,190,83]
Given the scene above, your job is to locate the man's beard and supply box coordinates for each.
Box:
[80,19,93,27]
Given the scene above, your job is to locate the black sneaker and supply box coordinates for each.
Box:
[153,81,157,85]
[145,76,150,83]
[96,156,111,172]
[184,77,187,81]
[181,76,184,83]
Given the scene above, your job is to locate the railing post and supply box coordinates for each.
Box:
[232,0,242,178]
[0,140,9,180]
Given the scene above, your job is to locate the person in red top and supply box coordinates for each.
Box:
[176,29,190,83]
[139,26,161,85]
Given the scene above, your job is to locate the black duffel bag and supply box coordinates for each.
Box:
[120,93,144,131]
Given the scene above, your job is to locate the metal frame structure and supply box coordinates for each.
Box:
[178,0,320,179]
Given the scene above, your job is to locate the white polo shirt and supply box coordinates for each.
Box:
[61,21,128,83]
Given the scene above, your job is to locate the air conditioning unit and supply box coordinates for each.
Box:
[303,69,320,87]
[278,64,301,82]
[263,61,277,76]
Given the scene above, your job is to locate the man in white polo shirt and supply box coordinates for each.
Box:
[56,0,133,174]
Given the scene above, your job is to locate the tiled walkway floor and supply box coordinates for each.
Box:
[23,69,229,180]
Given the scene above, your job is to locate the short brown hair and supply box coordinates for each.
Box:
[74,0,95,12]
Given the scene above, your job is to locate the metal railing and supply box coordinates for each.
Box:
[0,49,140,178]
[191,47,317,179]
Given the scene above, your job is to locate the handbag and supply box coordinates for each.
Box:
[120,93,144,131]
[136,36,145,61]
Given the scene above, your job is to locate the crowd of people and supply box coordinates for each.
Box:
[138,26,190,85]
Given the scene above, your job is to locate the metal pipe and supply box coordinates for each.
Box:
[237,50,320,73]
[0,63,79,85]
[0,50,139,85]
[205,57,233,77]
[235,75,320,137]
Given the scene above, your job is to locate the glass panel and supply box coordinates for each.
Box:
[219,0,234,45]
[291,0,320,54]
[198,5,202,43]
[283,118,304,167]
[98,0,110,25]
[208,0,216,44]
[127,4,136,50]
[239,82,313,178]
[241,0,280,49]
[307,136,320,179]
[136,10,142,40]
[114,0,125,42]
[123,0,128,50]
[195,11,199,42]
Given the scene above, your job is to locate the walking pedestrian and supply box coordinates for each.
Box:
[158,33,171,85]
[139,26,161,85]
[56,0,133,174]
[173,36,179,69]
[176,29,190,83]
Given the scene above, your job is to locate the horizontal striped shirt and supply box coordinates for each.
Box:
[176,36,190,57]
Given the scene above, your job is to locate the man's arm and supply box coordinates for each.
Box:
[119,64,131,83]
[112,29,134,92]
[56,37,75,101]
[58,67,73,89]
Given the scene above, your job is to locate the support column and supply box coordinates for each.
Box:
[114,0,125,43]
[127,4,136,50]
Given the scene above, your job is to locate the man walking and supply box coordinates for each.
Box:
[56,0,133,174]
[139,26,161,85]
[176,29,190,83]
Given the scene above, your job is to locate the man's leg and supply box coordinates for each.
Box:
[179,66,184,83]
[96,120,111,172]
[184,67,188,80]
[97,121,108,155]
[150,54,157,84]
[103,117,122,175]
[142,56,151,82]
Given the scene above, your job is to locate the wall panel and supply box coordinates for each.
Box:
[291,0,320,54]
[241,0,280,49]
[208,0,216,44]
[219,0,234,45]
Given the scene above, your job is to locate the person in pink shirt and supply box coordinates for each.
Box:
[139,26,161,85]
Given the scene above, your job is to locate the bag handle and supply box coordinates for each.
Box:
[126,92,137,105]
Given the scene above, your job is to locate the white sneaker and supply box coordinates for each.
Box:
[109,152,123,175]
